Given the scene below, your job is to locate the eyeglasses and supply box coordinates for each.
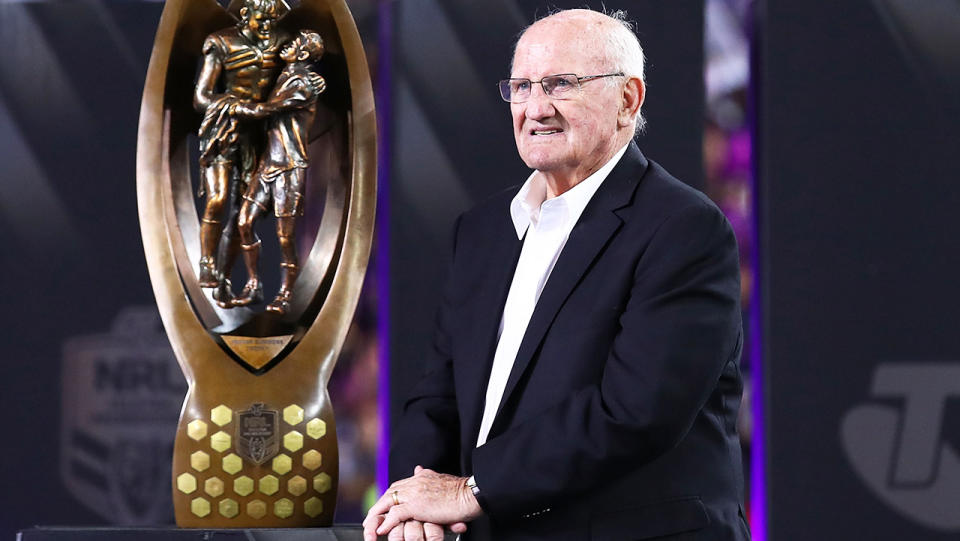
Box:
[498,72,624,103]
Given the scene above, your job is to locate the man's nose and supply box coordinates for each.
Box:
[525,84,555,119]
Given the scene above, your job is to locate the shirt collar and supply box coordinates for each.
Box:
[509,142,631,239]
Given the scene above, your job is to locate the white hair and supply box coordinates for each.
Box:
[603,10,647,134]
[513,8,647,135]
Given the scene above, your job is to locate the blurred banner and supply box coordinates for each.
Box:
[760,0,960,538]
[60,307,183,524]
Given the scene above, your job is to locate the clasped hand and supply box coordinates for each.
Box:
[362,466,482,540]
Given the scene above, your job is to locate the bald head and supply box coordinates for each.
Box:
[513,9,647,133]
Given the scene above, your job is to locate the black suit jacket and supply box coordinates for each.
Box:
[392,143,750,540]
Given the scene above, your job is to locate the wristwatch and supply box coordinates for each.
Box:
[466,475,480,497]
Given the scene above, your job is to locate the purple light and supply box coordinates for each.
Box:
[746,7,766,540]
[375,0,393,495]
[749,258,766,541]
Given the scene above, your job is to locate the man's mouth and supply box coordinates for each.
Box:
[531,129,562,136]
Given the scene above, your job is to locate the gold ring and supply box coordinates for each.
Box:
[391,490,400,506]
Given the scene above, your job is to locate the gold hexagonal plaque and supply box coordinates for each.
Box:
[187,420,208,441]
[222,453,243,475]
[234,476,254,497]
[191,497,211,517]
[247,500,267,519]
[191,451,210,472]
[313,472,332,493]
[272,454,292,475]
[288,475,307,496]
[274,498,294,518]
[177,473,198,494]
[205,476,225,497]
[259,474,279,495]
[283,430,304,452]
[305,418,327,439]
[304,497,323,518]
[219,498,239,519]
[302,450,322,471]
[283,405,304,425]
[210,431,232,453]
[211,405,233,426]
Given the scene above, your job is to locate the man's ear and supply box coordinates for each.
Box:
[618,77,645,129]
[297,49,310,61]
[240,6,248,19]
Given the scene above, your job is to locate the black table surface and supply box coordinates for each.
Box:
[17,527,458,541]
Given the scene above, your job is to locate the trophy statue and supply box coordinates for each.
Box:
[137,0,375,527]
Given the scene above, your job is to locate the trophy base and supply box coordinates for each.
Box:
[18,527,458,541]
[172,388,339,527]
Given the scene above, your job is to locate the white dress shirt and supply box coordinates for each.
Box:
[475,143,630,447]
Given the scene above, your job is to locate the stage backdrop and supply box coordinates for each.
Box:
[386,0,706,476]
[760,0,960,538]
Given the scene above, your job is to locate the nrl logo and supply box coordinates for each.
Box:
[236,402,280,464]
[60,306,186,524]
[841,362,960,531]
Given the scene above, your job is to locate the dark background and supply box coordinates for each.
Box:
[0,0,168,533]
[759,0,960,538]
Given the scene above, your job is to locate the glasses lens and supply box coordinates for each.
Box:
[510,79,532,102]
[543,74,578,98]
[500,79,532,102]
[498,80,513,102]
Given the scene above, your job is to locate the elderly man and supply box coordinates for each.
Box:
[366,8,748,541]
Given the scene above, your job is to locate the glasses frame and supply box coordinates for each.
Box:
[498,72,625,103]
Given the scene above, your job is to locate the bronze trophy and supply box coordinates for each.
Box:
[137,0,375,527]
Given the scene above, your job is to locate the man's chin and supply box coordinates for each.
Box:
[520,153,566,173]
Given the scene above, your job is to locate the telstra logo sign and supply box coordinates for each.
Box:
[841,363,960,531]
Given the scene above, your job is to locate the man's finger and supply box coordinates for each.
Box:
[449,522,468,534]
[367,490,396,517]
[414,465,423,475]
[377,505,409,536]
[404,520,426,541]
[387,521,405,541]
[423,521,444,541]
[362,510,382,529]
[361,512,383,541]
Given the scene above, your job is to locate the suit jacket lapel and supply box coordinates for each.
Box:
[457,206,524,450]
[488,143,649,435]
